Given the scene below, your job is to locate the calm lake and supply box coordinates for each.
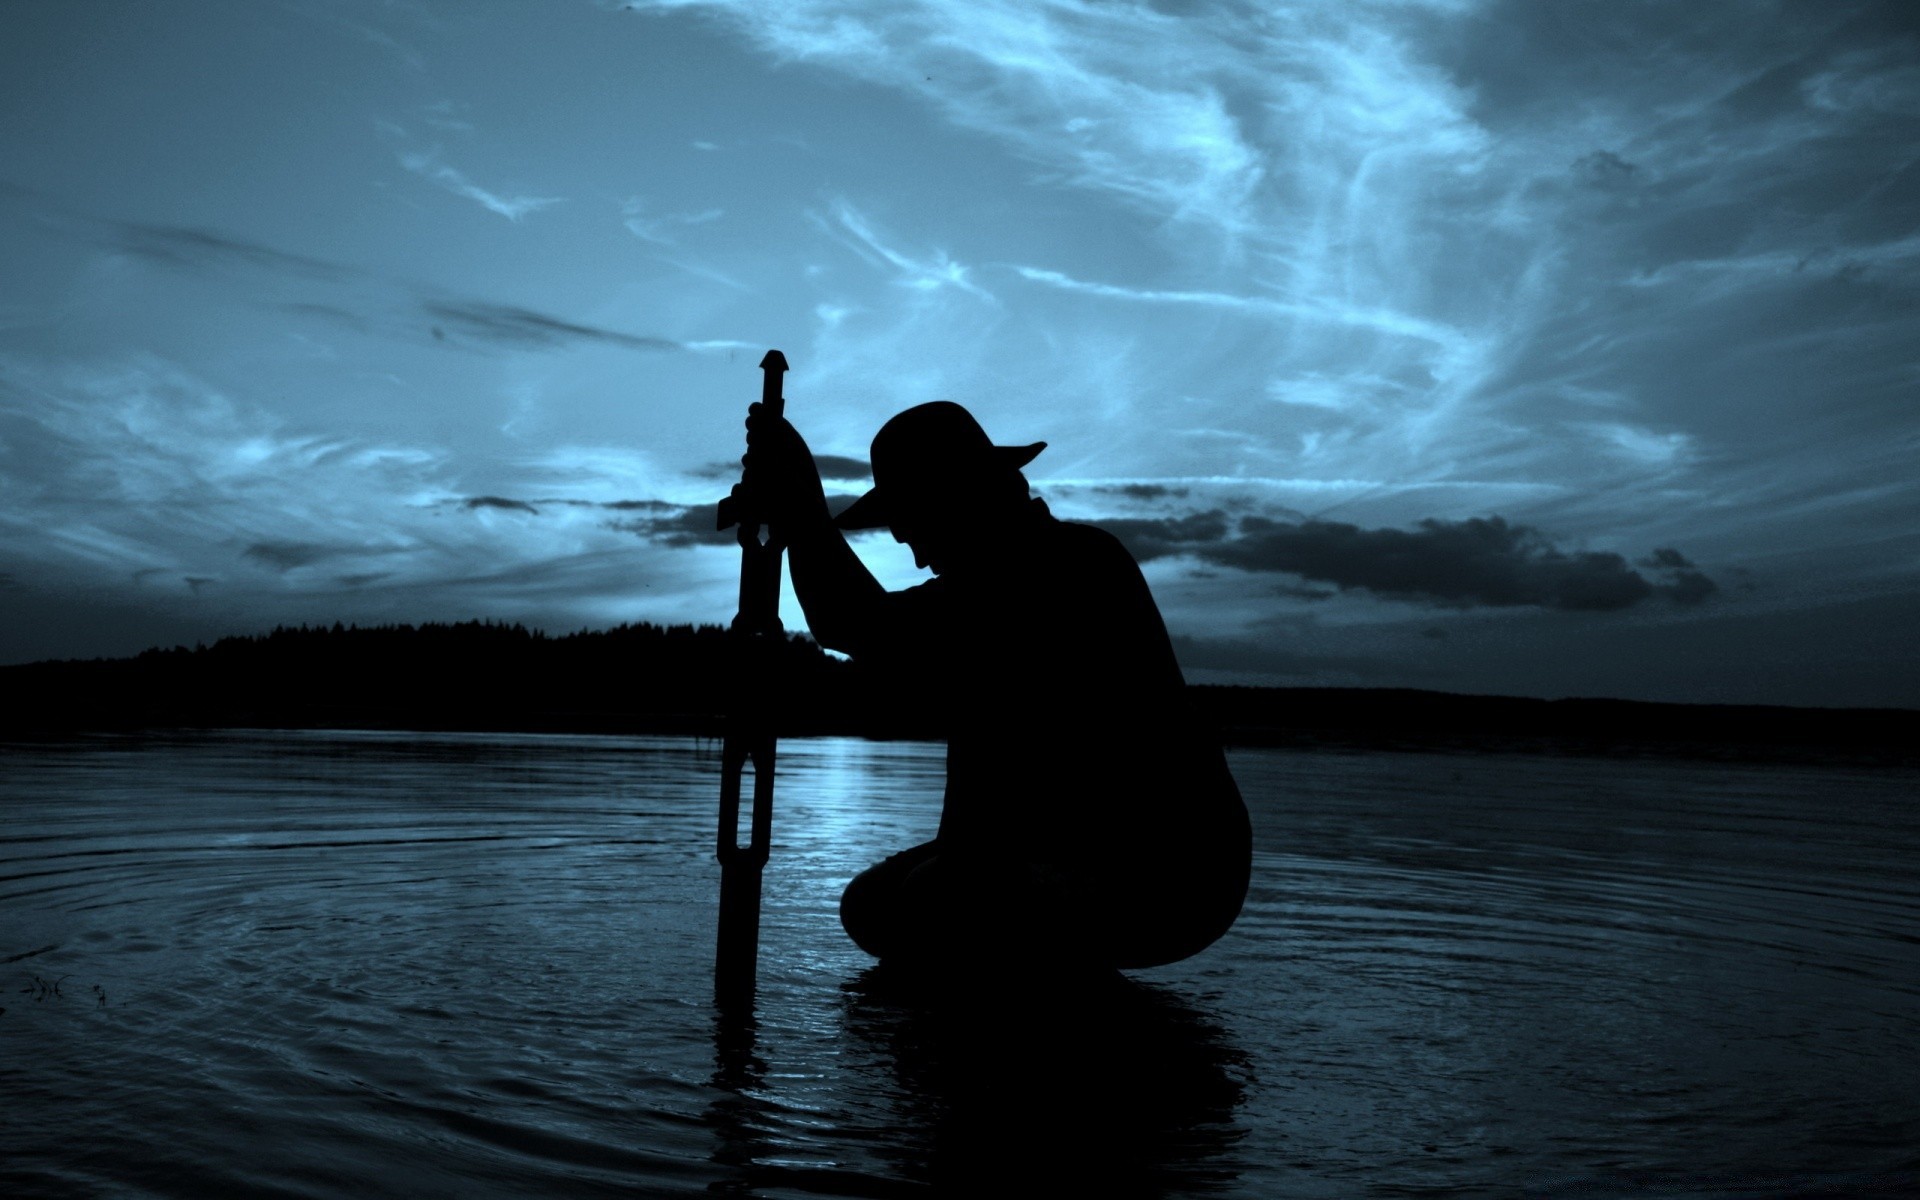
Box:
[2,731,1916,1197]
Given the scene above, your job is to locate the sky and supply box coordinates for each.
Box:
[1,0,1916,708]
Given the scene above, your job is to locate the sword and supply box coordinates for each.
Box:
[713,348,788,1006]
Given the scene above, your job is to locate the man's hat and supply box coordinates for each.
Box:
[834,401,1046,531]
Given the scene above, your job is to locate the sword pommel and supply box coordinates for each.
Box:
[759,349,788,418]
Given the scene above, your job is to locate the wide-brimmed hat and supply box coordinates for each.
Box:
[834,401,1045,531]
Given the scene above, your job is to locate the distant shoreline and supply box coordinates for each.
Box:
[3,621,1915,767]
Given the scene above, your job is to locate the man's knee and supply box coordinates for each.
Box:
[839,865,890,958]
[840,842,936,959]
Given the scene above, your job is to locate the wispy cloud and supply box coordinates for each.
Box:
[421,99,475,136]
[438,491,875,551]
[421,301,680,352]
[0,355,446,593]
[397,150,562,221]
[102,221,347,280]
[617,0,1920,570]
[816,198,993,299]
[1011,265,1466,350]
[621,197,725,245]
[0,352,761,658]
[282,0,429,72]
[43,194,696,356]
[619,0,1270,234]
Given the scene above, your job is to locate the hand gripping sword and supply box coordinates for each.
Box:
[712,349,788,1006]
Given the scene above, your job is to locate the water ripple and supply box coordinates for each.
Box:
[1,730,1916,1197]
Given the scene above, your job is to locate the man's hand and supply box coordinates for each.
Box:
[743,401,830,532]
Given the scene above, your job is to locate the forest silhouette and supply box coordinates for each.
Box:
[4,621,870,736]
[2,620,1913,765]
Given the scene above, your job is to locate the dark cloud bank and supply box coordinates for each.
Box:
[695,455,871,482]
[456,493,869,548]
[454,494,1713,613]
[1100,511,1716,611]
[613,494,868,544]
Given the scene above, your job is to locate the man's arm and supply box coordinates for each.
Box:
[786,516,887,657]
[744,403,888,657]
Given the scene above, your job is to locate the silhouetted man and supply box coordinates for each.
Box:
[745,399,1251,975]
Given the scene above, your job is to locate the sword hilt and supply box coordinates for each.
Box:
[717,349,790,533]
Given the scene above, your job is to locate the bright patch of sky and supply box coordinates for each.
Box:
[1,0,1916,706]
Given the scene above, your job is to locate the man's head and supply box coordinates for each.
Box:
[835,401,1045,573]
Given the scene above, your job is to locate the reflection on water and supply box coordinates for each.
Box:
[834,968,1246,1195]
[2,730,1918,1197]
[701,970,1246,1198]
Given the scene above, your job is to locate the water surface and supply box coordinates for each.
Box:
[2,731,1916,1196]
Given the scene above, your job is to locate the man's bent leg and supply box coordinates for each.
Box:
[844,842,1125,979]
[839,840,941,960]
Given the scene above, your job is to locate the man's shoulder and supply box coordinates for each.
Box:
[892,573,952,603]
[1047,517,1142,567]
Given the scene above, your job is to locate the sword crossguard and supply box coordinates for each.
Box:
[717,485,747,532]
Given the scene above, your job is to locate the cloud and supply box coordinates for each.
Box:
[437,493,738,548]
[283,1,429,72]
[817,199,993,298]
[464,495,541,515]
[1093,482,1189,501]
[419,301,681,352]
[280,301,375,333]
[242,540,349,571]
[614,1,1920,576]
[421,100,475,135]
[695,455,870,482]
[1639,546,1718,604]
[813,454,871,480]
[621,197,725,245]
[1218,515,1668,611]
[1659,568,1718,605]
[604,493,871,545]
[618,0,1269,233]
[0,354,457,600]
[1572,149,1638,192]
[109,222,346,280]
[1012,266,1467,351]
[0,350,823,661]
[656,256,751,291]
[608,502,733,548]
[1101,509,1716,611]
[1095,510,1233,564]
[48,199,692,359]
[397,150,562,221]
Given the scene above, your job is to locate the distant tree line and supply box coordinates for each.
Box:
[0,620,928,737]
[2,620,1913,764]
